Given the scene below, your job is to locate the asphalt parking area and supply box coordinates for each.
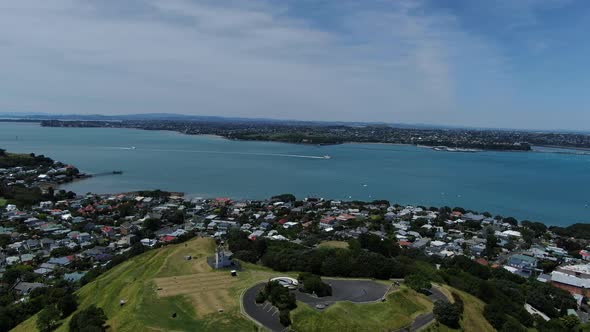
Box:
[295,278,389,308]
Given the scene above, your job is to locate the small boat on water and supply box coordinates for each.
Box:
[323,155,331,159]
[131,146,136,150]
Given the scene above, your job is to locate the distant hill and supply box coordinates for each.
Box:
[0,112,451,129]
[3,111,587,133]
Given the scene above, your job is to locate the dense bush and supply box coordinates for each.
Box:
[36,305,60,332]
[257,281,297,326]
[69,305,108,332]
[298,273,332,297]
[279,309,291,326]
[255,292,266,304]
[0,283,78,332]
[404,274,431,293]
[433,301,461,328]
[550,223,590,240]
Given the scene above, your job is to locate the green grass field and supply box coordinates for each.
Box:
[291,287,433,332]
[0,197,7,207]
[317,241,349,249]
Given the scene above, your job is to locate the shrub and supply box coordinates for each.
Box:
[483,302,506,329]
[298,273,332,297]
[404,274,431,293]
[255,291,266,304]
[56,293,78,318]
[501,316,527,332]
[36,305,60,332]
[69,305,107,332]
[433,301,460,328]
[279,309,291,326]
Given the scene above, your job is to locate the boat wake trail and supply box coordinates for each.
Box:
[98,147,330,160]
[103,146,135,150]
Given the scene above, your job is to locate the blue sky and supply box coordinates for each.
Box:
[1,0,589,130]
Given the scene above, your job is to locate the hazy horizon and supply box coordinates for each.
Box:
[2,0,590,130]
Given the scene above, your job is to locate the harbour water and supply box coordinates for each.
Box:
[1,122,589,226]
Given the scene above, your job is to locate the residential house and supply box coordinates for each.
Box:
[25,239,40,251]
[13,281,46,295]
[102,226,116,238]
[411,238,430,250]
[507,254,538,277]
[48,256,72,267]
[64,272,87,283]
[551,264,590,295]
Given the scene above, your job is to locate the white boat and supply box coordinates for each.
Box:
[323,155,331,159]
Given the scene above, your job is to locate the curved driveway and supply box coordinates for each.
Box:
[243,283,285,332]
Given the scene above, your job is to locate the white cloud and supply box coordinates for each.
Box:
[0,0,509,124]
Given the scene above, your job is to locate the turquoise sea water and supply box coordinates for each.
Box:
[1,122,589,226]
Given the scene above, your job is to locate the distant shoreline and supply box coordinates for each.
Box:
[5,120,590,156]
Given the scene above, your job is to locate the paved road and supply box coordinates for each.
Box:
[243,283,285,332]
[401,287,451,332]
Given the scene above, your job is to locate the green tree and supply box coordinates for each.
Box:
[521,228,534,247]
[404,274,431,293]
[485,233,498,259]
[0,234,11,248]
[503,217,518,226]
[501,316,526,332]
[521,220,547,237]
[56,293,78,318]
[255,291,266,304]
[484,302,507,329]
[279,309,291,326]
[433,301,460,328]
[69,305,107,332]
[37,305,60,332]
[143,218,160,232]
[2,264,34,284]
[560,315,581,330]
[299,273,332,297]
[272,194,296,202]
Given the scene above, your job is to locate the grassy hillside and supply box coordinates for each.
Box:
[424,286,495,332]
[12,238,286,332]
[290,287,433,332]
